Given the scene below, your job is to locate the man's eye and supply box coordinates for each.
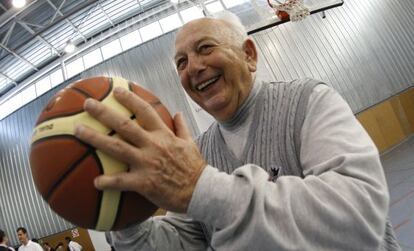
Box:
[199,44,213,53]
[176,59,187,70]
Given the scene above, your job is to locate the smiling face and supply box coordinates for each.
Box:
[174,18,257,121]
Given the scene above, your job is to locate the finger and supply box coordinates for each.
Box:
[84,98,148,146]
[74,124,141,165]
[113,87,167,131]
[94,171,144,192]
[174,112,192,141]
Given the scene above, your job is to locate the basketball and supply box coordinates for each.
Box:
[29,76,174,231]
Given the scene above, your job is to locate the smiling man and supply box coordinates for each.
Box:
[174,17,256,121]
[74,11,400,251]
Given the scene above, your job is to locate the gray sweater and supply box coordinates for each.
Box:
[109,79,399,250]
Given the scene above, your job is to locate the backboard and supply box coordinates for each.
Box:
[220,0,344,34]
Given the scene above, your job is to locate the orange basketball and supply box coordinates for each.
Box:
[30,76,174,230]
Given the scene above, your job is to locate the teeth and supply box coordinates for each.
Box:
[196,76,220,91]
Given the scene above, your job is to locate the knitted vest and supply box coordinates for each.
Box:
[196,79,400,250]
[197,78,318,177]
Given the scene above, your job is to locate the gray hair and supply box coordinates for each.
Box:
[211,10,248,45]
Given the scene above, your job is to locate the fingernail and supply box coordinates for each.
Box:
[94,177,102,189]
[85,98,97,109]
[114,87,126,95]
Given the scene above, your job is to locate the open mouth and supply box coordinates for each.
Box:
[195,75,221,91]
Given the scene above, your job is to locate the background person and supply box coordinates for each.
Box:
[54,242,64,251]
[0,229,15,251]
[42,242,55,251]
[64,237,82,251]
[16,227,42,251]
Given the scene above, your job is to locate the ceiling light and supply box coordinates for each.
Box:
[64,41,76,54]
[170,0,179,4]
[12,0,26,8]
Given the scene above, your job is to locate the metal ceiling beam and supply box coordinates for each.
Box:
[136,0,143,11]
[0,3,7,11]
[0,0,40,29]
[98,1,114,27]
[0,72,17,86]
[0,0,168,102]
[0,43,38,71]
[17,20,44,29]
[1,21,16,45]
[49,0,66,24]
[17,21,62,56]
[0,0,99,63]
[45,0,88,42]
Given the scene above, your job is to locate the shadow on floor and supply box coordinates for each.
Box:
[381,136,414,251]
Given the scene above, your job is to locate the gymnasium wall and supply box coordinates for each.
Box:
[0,76,80,245]
[0,0,413,247]
[252,0,414,113]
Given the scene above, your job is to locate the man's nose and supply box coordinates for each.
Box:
[187,54,206,77]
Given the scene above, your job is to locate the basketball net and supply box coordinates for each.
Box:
[267,0,310,22]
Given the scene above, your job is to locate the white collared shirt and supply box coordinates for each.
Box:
[17,241,42,251]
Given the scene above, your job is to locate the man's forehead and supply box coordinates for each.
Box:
[180,18,218,33]
[176,18,223,41]
[174,18,226,54]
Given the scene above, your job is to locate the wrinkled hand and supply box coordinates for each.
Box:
[74,87,206,213]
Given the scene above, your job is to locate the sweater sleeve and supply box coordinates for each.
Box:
[187,85,389,250]
[109,212,208,251]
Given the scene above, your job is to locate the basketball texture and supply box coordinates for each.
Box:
[30,76,174,231]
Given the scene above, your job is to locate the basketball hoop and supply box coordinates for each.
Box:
[267,0,310,22]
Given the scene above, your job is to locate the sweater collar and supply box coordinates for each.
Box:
[219,78,262,130]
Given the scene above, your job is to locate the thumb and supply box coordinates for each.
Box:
[173,112,192,140]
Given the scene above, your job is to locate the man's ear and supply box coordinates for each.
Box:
[243,38,258,72]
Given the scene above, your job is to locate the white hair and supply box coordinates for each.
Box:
[211,10,248,45]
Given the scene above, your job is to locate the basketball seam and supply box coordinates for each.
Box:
[113,191,124,229]
[43,136,99,201]
[35,100,85,125]
[90,151,105,229]
[71,77,113,102]
[43,138,104,229]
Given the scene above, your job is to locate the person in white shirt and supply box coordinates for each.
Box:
[65,237,82,251]
[16,228,42,251]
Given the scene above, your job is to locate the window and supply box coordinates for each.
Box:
[35,77,52,96]
[205,1,224,13]
[21,84,37,105]
[180,6,204,23]
[66,57,85,79]
[159,14,182,33]
[50,68,64,87]
[101,39,123,60]
[119,31,142,51]
[139,22,162,42]
[83,48,103,69]
[2,94,22,117]
[222,0,247,8]
[0,102,7,119]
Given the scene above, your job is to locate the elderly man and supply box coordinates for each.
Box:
[74,12,400,250]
